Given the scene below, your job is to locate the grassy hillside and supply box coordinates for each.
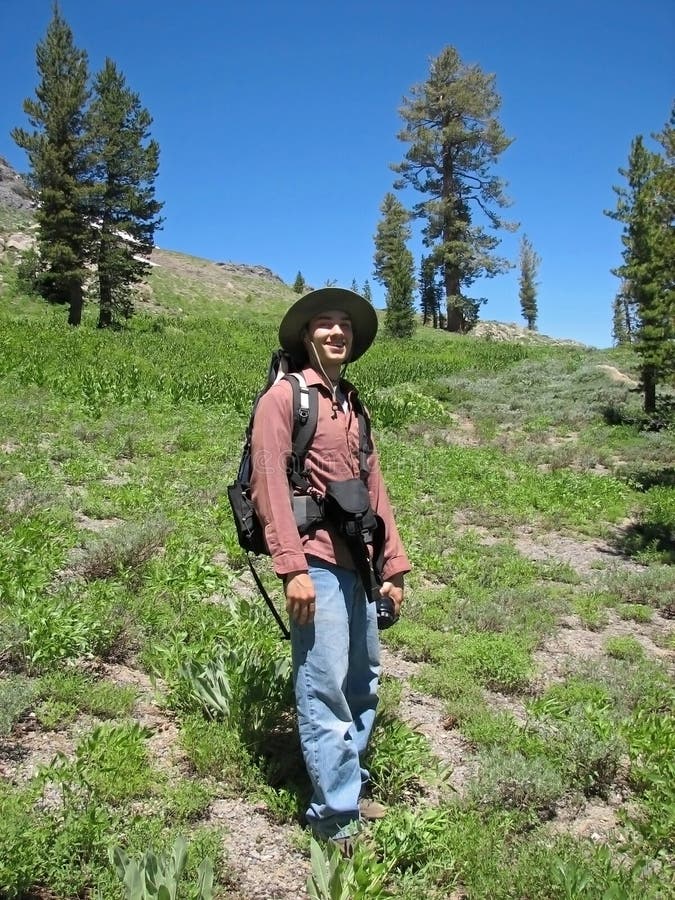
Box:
[0,244,673,898]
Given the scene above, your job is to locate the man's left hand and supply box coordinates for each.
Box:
[379,573,404,618]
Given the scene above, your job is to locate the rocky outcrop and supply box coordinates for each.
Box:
[0,157,34,211]
[1,232,36,253]
[215,260,285,283]
[472,320,586,347]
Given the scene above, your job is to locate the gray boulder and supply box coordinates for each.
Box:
[0,157,35,211]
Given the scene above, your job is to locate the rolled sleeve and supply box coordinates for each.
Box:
[367,442,411,580]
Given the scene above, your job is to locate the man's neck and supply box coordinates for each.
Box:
[311,363,341,386]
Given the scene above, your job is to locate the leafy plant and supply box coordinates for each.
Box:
[175,644,292,745]
[306,836,392,900]
[40,722,155,805]
[368,715,436,803]
[109,836,214,900]
[605,635,645,661]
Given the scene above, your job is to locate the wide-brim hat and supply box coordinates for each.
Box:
[279,287,378,363]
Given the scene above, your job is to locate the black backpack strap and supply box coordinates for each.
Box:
[285,373,318,491]
[351,392,373,479]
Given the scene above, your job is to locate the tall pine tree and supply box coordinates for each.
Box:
[87,58,162,328]
[384,246,416,338]
[12,3,90,325]
[373,192,416,337]
[373,192,411,289]
[606,116,674,413]
[292,271,306,293]
[393,46,514,333]
[518,235,540,330]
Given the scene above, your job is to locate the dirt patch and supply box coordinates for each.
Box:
[533,612,673,688]
[512,526,645,578]
[209,798,310,899]
[450,518,646,579]
[74,512,125,532]
[381,648,478,796]
[546,794,625,844]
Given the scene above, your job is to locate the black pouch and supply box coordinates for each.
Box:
[324,478,377,538]
[292,493,324,535]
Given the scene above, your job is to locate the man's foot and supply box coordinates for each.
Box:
[359,797,388,820]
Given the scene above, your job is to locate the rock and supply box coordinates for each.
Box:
[471,320,587,347]
[4,232,35,253]
[595,364,639,388]
[215,260,285,283]
[0,157,35,211]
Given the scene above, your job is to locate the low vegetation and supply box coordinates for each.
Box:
[0,237,673,898]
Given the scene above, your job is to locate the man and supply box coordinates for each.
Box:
[250,287,410,853]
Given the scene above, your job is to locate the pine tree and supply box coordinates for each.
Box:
[87,59,162,328]
[12,3,90,324]
[293,271,306,293]
[393,46,514,333]
[518,235,540,329]
[384,246,416,338]
[611,286,633,346]
[350,278,359,293]
[362,279,372,303]
[606,116,675,413]
[419,255,442,327]
[373,192,411,290]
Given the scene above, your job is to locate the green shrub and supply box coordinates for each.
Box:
[468,749,564,815]
[605,635,645,661]
[0,675,35,735]
[40,722,155,805]
[572,592,610,630]
[625,706,675,854]
[35,670,136,728]
[368,715,436,803]
[453,632,533,692]
[616,603,653,623]
[16,583,123,672]
[179,714,258,786]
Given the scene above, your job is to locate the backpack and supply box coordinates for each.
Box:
[227,349,372,636]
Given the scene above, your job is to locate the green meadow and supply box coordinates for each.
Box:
[0,251,673,899]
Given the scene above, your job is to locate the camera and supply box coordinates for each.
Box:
[374,591,397,630]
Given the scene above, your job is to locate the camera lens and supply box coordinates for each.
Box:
[375,596,397,630]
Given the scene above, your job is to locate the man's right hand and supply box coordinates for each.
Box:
[284,571,316,625]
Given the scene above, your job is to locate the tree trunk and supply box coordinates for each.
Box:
[98,271,113,328]
[67,278,83,326]
[643,365,657,414]
[445,268,465,332]
[441,145,466,333]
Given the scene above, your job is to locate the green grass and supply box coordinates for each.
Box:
[1,247,673,898]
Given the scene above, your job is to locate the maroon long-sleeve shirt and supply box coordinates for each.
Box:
[250,367,411,581]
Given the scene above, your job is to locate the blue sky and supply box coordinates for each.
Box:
[1,0,673,347]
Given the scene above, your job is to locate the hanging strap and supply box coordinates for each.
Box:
[247,555,290,640]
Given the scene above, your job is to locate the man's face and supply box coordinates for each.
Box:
[304,309,354,370]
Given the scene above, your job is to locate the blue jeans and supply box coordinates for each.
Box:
[291,557,381,839]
